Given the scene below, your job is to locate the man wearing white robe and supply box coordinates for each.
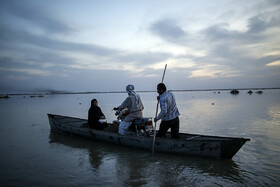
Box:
[113,85,144,135]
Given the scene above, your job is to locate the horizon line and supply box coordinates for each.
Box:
[3,87,280,96]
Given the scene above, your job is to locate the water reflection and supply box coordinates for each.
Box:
[268,105,280,125]
[49,131,105,170]
[48,131,244,186]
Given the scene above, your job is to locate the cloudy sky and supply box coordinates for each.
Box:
[0,0,279,93]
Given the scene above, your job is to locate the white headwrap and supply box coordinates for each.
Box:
[126,84,139,107]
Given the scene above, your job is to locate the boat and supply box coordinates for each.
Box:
[47,113,250,159]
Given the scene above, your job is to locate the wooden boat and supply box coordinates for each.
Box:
[47,113,250,159]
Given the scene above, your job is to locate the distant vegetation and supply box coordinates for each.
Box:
[230,89,240,95]
[0,95,9,99]
[29,95,44,98]
[248,90,253,94]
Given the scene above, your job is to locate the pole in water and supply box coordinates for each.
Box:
[152,64,167,154]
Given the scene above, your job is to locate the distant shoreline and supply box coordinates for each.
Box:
[2,87,280,96]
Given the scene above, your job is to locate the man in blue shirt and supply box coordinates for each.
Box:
[154,83,180,139]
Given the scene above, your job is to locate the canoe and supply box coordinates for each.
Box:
[47,113,250,159]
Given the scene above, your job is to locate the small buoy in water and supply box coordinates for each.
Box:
[212,103,215,105]
[79,103,82,105]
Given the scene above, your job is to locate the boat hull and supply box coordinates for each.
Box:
[48,113,250,159]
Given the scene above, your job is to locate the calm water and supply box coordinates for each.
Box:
[0,90,279,186]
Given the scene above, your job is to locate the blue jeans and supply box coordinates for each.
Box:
[118,121,132,135]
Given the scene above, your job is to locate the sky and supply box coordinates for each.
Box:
[0,0,280,93]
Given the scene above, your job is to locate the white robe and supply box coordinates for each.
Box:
[118,94,144,134]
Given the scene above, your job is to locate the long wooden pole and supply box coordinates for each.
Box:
[152,64,167,154]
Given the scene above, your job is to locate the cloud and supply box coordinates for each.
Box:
[247,16,268,34]
[202,23,246,42]
[188,64,241,78]
[115,51,171,66]
[202,12,280,44]
[0,27,172,80]
[0,0,75,35]
[150,18,187,42]
[247,14,280,35]
[146,4,280,81]
[1,0,280,92]
[266,60,280,66]
[0,67,52,76]
[7,75,29,80]
[0,28,120,57]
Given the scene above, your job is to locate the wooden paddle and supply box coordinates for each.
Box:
[152,64,167,154]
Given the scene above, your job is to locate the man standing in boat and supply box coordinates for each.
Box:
[113,84,144,135]
[154,83,180,139]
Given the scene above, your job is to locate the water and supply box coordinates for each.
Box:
[0,90,279,186]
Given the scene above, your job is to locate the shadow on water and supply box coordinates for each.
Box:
[49,130,245,186]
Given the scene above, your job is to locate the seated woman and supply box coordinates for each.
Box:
[88,99,108,130]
